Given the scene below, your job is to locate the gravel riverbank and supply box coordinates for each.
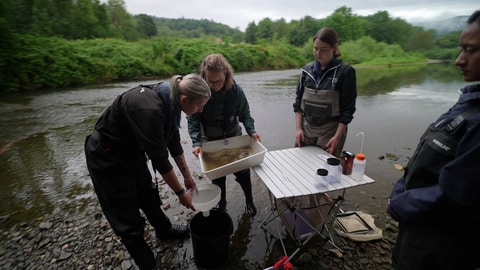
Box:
[0,175,399,270]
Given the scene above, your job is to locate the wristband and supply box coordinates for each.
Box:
[175,188,186,196]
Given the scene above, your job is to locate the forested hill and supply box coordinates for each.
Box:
[152,17,244,42]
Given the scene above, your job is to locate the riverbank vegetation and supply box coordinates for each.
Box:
[0,0,463,93]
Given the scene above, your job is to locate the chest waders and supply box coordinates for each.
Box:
[202,86,240,140]
[300,66,344,155]
[404,106,479,190]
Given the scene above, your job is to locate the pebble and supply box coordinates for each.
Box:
[0,191,399,270]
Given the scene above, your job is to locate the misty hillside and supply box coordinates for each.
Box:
[412,16,468,35]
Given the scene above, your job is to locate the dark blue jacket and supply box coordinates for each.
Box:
[388,84,480,224]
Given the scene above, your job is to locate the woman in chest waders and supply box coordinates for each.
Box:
[293,27,357,157]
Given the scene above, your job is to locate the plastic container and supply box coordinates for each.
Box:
[325,158,342,184]
[200,135,267,179]
[315,168,329,188]
[189,209,234,269]
[340,150,355,175]
[351,153,366,180]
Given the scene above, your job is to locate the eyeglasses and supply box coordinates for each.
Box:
[207,78,224,86]
[315,46,333,53]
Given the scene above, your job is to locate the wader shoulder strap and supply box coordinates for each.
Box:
[445,105,480,132]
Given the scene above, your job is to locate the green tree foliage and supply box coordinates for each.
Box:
[152,17,243,43]
[244,22,258,44]
[364,11,412,47]
[287,16,319,47]
[340,36,426,65]
[436,31,461,48]
[135,14,157,38]
[0,1,461,93]
[405,28,436,52]
[319,6,366,43]
[256,18,274,42]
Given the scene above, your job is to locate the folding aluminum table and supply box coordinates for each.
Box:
[253,146,375,267]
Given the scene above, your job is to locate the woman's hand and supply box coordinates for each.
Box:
[251,133,261,142]
[325,135,339,154]
[295,129,304,147]
[192,146,202,158]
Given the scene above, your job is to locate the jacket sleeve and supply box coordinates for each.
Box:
[187,113,203,147]
[236,84,256,135]
[167,128,183,158]
[338,65,357,125]
[293,71,305,113]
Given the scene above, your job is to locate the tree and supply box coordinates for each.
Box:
[287,16,318,47]
[271,18,289,42]
[256,18,274,42]
[135,14,157,38]
[244,22,257,44]
[405,28,436,52]
[364,11,414,50]
[106,0,138,40]
[320,6,365,43]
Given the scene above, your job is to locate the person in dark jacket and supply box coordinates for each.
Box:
[387,10,480,270]
[293,27,357,157]
[84,74,211,270]
[187,53,261,217]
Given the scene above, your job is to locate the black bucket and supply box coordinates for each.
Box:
[189,209,234,269]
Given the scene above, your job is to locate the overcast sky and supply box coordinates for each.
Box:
[122,0,476,31]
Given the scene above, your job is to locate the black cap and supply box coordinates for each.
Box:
[327,157,340,165]
[317,168,328,176]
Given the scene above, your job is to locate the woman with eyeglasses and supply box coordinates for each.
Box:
[293,27,357,157]
[187,53,261,217]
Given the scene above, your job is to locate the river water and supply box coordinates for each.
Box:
[0,63,466,267]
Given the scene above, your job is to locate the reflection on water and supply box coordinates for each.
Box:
[0,62,466,267]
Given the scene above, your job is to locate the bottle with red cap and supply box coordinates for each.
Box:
[351,153,366,180]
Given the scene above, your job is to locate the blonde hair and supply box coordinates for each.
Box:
[169,74,211,102]
[200,53,234,89]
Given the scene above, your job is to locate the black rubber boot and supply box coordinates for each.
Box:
[236,169,257,217]
[121,235,157,270]
[212,177,227,211]
[156,224,189,240]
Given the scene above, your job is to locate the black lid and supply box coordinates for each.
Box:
[327,157,340,165]
[341,150,355,158]
[317,168,328,176]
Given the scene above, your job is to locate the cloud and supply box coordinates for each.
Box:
[122,0,477,31]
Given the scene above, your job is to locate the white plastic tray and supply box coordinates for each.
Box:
[200,135,267,179]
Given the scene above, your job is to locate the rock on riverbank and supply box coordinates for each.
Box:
[0,193,399,270]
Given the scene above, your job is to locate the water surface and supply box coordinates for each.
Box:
[0,63,466,268]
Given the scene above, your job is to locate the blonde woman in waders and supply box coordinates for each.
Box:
[293,27,357,157]
[84,74,211,270]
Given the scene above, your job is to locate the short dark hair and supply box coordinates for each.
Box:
[467,10,480,25]
[313,27,341,57]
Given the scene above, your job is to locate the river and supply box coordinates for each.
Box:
[0,62,466,267]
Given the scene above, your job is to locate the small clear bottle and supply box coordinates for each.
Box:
[326,158,342,184]
[351,153,366,180]
[315,168,329,188]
